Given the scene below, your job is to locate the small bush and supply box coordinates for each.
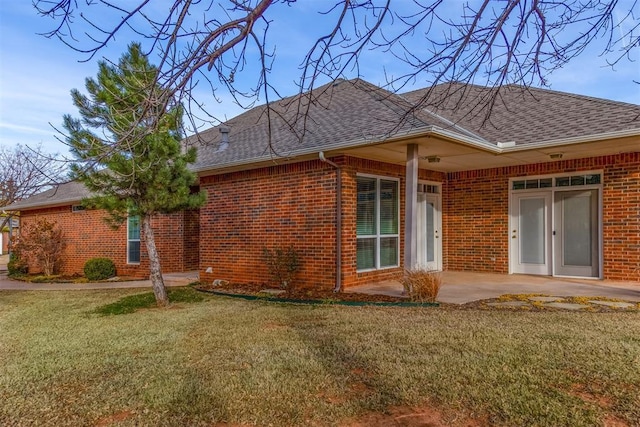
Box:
[84,258,116,281]
[400,268,442,303]
[262,246,301,295]
[11,219,65,276]
[7,252,27,277]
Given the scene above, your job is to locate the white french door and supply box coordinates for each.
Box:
[511,192,552,275]
[510,185,600,278]
[554,190,599,278]
[417,191,442,270]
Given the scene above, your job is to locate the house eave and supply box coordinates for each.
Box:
[192,127,640,176]
[3,197,82,212]
[496,128,640,153]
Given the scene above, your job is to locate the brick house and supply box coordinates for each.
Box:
[5,181,199,277]
[191,79,640,289]
[6,79,640,286]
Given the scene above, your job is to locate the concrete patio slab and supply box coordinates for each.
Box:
[588,300,636,309]
[345,271,640,304]
[543,302,588,310]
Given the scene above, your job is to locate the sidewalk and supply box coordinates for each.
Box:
[0,270,198,291]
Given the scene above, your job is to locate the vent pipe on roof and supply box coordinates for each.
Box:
[218,126,230,152]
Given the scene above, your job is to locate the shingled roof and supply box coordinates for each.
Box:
[402,82,640,146]
[4,180,90,211]
[188,78,452,172]
[6,78,639,211]
[187,78,639,172]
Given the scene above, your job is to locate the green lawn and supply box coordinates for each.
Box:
[0,288,638,426]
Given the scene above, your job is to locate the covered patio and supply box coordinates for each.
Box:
[345,271,640,304]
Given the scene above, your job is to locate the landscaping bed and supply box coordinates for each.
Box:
[195,282,640,312]
[195,282,440,306]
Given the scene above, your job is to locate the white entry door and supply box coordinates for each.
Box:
[417,192,442,270]
[511,192,552,275]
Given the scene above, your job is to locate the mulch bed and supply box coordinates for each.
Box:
[196,282,448,307]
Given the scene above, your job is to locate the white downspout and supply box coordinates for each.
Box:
[319,152,342,292]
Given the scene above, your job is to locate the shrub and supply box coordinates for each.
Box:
[11,219,65,276]
[400,268,442,303]
[262,246,301,295]
[84,258,116,281]
[7,252,27,277]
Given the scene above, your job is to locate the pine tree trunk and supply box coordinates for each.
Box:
[142,214,169,307]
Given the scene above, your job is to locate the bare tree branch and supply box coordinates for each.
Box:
[33,0,639,148]
[0,144,67,228]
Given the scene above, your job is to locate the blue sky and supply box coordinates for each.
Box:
[1,1,639,156]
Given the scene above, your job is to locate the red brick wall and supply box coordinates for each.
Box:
[199,159,339,289]
[29,152,628,285]
[198,155,446,290]
[444,170,510,273]
[18,207,194,277]
[341,157,445,288]
[183,209,200,270]
[602,152,640,280]
[445,152,640,281]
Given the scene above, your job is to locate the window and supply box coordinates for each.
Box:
[71,205,86,212]
[356,176,399,270]
[127,215,141,264]
[512,173,601,190]
[418,183,440,194]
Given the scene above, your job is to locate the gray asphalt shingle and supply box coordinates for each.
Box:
[402,82,640,145]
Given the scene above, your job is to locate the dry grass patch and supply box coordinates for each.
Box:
[399,268,442,302]
[0,289,639,426]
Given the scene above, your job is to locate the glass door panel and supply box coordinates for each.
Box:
[554,190,599,277]
[416,192,441,270]
[520,198,546,265]
[511,193,551,275]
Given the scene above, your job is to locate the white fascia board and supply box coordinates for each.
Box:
[497,128,640,153]
[4,197,83,212]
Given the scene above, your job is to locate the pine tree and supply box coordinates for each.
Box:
[64,43,205,306]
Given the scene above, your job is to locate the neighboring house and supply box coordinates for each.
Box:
[6,79,640,286]
[5,181,199,277]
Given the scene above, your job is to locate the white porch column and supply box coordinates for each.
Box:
[404,143,419,270]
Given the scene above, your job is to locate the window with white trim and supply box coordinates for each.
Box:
[356,176,399,270]
[512,173,601,190]
[127,215,141,264]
